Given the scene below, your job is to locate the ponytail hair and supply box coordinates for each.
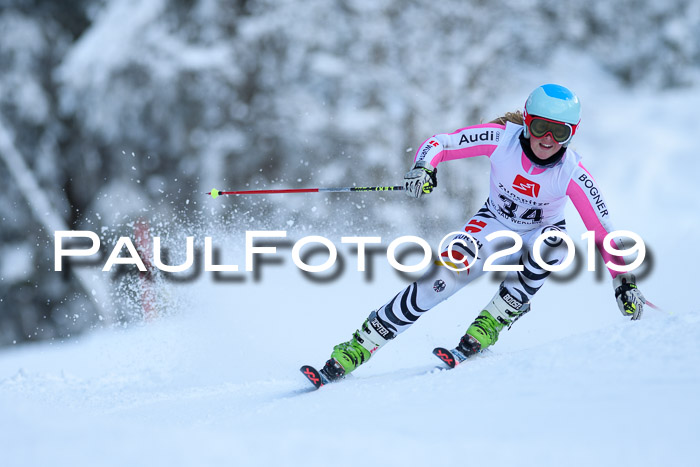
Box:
[489,110,524,126]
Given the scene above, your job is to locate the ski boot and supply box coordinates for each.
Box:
[457,287,531,358]
[320,311,394,382]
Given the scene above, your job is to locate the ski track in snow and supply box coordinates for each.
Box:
[1,256,699,467]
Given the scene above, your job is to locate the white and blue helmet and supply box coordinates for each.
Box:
[523,84,581,145]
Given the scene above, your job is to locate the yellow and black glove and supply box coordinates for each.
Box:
[614,273,645,320]
[403,161,438,199]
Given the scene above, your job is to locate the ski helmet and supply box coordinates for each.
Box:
[523,84,581,146]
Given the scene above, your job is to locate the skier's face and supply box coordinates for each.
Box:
[529,133,562,160]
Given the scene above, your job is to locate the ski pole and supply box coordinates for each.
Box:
[208,186,404,199]
[645,299,669,314]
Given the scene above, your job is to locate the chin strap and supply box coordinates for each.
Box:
[519,131,566,168]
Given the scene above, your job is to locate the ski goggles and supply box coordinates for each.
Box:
[525,114,578,144]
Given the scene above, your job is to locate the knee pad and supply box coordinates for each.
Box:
[535,225,569,264]
[417,262,463,304]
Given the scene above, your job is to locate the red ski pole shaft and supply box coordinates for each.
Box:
[207,186,404,198]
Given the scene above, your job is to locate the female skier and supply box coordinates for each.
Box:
[313,84,646,382]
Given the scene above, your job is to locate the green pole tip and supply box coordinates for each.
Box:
[211,188,220,199]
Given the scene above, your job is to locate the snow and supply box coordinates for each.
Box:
[1,258,699,466]
[3,79,700,466]
[2,2,700,466]
[56,0,167,95]
[3,106,700,463]
[0,243,33,283]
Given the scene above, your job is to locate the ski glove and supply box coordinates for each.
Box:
[404,161,438,199]
[613,273,644,320]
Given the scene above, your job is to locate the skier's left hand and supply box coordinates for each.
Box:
[613,273,644,320]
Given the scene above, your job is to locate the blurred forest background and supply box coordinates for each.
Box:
[1,0,699,347]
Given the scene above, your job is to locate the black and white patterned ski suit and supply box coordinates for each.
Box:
[376,121,624,337]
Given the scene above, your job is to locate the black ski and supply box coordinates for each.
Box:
[300,365,330,389]
[433,346,470,368]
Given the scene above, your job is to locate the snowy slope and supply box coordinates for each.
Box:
[2,58,700,467]
[1,255,699,467]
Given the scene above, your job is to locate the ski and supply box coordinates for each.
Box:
[303,347,469,388]
[433,346,470,369]
[300,365,330,389]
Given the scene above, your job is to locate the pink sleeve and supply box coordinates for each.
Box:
[566,162,625,278]
[414,123,505,168]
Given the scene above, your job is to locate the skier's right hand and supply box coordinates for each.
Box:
[404,161,438,199]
